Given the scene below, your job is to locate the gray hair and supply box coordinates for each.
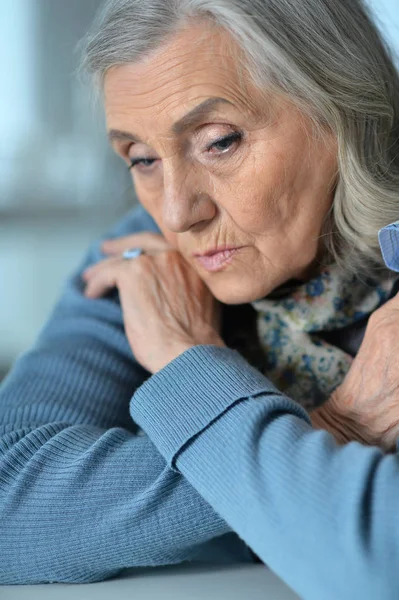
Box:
[80,0,399,280]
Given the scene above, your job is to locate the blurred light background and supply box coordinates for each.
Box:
[0,0,398,380]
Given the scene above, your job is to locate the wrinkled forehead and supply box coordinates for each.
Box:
[103,23,270,133]
[103,22,246,95]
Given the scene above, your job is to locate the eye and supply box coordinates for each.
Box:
[127,130,243,173]
[128,157,158,172]
[206,131,242,155]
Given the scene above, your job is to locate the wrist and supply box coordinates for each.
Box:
[192,328,226,349]
[326,387,399,452]
[153,335,226,374]
[310,394,370,446]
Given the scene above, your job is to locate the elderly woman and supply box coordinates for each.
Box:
[2,0,399,597]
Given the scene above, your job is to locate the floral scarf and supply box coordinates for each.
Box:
[248,263,397,410]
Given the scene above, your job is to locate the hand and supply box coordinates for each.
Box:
[82,232,225,373]
[311,289,399,452]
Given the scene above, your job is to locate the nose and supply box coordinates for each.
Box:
[161,163,216,233]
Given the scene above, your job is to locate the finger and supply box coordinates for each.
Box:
[82,255,121,280]
[101,232,172,255]
[84,264,121,298]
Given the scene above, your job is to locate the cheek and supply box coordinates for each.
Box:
[226,172,286,236]
[228,137,297,233]
[133,177,161,214]
[133,180,179,248]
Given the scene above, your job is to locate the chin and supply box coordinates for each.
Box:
[209,280,271,306]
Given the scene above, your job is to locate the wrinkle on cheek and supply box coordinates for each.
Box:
[230,165,284,235]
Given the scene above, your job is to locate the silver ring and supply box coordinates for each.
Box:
[122,247,145,260]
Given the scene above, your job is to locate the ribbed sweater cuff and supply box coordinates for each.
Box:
[130,345,309,471]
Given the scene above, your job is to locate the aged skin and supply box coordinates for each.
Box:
[104,21,338,306]
[86,22,399,449]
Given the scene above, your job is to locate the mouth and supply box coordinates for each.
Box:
[193,245,241,258]
[194,247,243,272]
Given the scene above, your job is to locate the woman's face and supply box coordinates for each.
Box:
[104,23,338,304]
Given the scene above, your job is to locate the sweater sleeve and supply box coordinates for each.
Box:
[131,345,399,600]
[0,204,254,585]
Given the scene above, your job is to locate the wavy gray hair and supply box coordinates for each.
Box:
[80,0,399,279]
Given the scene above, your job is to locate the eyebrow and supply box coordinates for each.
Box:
[107,97,234,144]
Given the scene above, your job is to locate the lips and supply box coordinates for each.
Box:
[194,247,242,272]
[193,245,241,257]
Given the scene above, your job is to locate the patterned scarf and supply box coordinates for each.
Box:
[247,261,397,411]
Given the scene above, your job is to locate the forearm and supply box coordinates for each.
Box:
[0,414,245,583]
[0,204,252,584]
[131,345,399,600]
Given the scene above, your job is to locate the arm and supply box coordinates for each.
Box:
[0,204,253,585]
[131,344,399,600]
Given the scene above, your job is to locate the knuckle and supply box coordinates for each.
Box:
[156,249,172,262]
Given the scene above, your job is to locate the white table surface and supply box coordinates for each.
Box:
[1,563,301,599]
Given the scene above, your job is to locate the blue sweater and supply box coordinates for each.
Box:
[1,203,399,599]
